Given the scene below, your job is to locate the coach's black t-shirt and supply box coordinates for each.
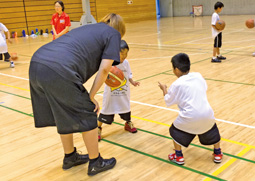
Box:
[31,23,121,84]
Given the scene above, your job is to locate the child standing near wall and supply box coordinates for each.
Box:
[211,1,226,63]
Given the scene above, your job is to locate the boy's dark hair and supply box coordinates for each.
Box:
[214,1,224,10]
[120,40,129,51]
[55,1,65,11]
[171,53,190,73]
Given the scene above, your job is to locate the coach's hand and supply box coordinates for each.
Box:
[90,97,100,114]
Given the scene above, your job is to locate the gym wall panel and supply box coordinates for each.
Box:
[95,0,156,23]
[0,0,27,37]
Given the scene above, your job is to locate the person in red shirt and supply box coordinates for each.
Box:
[51,1,71,40]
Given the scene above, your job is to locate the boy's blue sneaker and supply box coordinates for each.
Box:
[211,58,221,63]
[217,55,226,60]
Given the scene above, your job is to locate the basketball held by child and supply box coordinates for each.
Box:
[216,20,225,31]
[245,19,254,29]
[10,53,18,61]
[105,66,125,88]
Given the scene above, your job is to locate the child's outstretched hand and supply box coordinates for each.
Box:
[132,81,140,87]
[158,82,167,96]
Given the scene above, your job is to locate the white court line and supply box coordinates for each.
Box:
[130,29,244,47]
[128,52,208,61]
[1,73,255,129]
[0,73,29,80]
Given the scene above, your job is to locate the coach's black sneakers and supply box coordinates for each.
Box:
[217,55,226,60]
[211,58,221,63]
[62,147,89,170]
[88,156,116,176]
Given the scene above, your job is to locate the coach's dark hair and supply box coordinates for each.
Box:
[214,1,224,10]
[55,1,65,11]
[171,53,190,73]
[120,40,129,51]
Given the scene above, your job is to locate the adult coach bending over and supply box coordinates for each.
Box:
[29,13,125,176]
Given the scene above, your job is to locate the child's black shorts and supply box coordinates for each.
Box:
[214,32,222,48]
[29,62,97,134]
[169,123,221,147]
[98,112,131,125]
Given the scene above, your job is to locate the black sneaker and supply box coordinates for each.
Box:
[4,59,10,62]
[211,58,221,63]
[217,55,226,60]
[88,156,116,176]
[62,148,89,170]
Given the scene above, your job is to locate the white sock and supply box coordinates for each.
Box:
[218,54,222,57]
[213,56,216,59]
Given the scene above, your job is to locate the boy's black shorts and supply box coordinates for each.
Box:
[98,112,131,125]
[29,62,97,134]
[214,32,222,48]
[169,123,221,147]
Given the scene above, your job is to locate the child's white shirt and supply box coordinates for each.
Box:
[0,23,8,53]
[211,12,220,38]
[101,59,133,114]
[164,72,215,134]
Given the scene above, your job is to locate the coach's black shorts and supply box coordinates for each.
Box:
[214,32,222,48]
[98,112,131,124]
[169,123,221,147]
[29,62,97,134]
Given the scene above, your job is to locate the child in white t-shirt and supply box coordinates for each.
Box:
[158,53,222,165]
[0,23,14,68]
[98,40,140,141]
[211,1,226,63]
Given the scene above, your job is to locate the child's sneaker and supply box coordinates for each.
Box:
[168,153,184,165]
[217,55,226,60]
[124,121,137,133]
[98,127,102,141]
[213,153,223,163]
[211,58,221,63]
[10,61,15,68]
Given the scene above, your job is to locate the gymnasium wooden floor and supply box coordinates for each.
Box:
[1,15,255,181]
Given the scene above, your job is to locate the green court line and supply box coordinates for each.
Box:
[0,104,225,181]
[1,102,254,165]
[162,72,255,86]
[0,90,31,100]
[102,139,226,181]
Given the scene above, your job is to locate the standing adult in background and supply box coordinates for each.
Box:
[51,1,71,40]
[29,13,125,176]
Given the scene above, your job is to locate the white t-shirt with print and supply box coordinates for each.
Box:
[211,12,220,38]
[0,23,8,53]
[101,59,133,114]
[164,72,215,134]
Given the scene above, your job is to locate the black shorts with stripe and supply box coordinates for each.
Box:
[214,32,222,48]
[98,112,131,124]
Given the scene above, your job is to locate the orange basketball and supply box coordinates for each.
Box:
[245,19,254,29]
[11,53,18,61]
[216,20,226,31]
[105,66,124,88]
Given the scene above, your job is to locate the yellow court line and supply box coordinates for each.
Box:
[0,82,30,91]
[203,147,252,181]
[131,115,171,127]
[131,115,255,149]
[221,138,255,149]
[1,82,255,149]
